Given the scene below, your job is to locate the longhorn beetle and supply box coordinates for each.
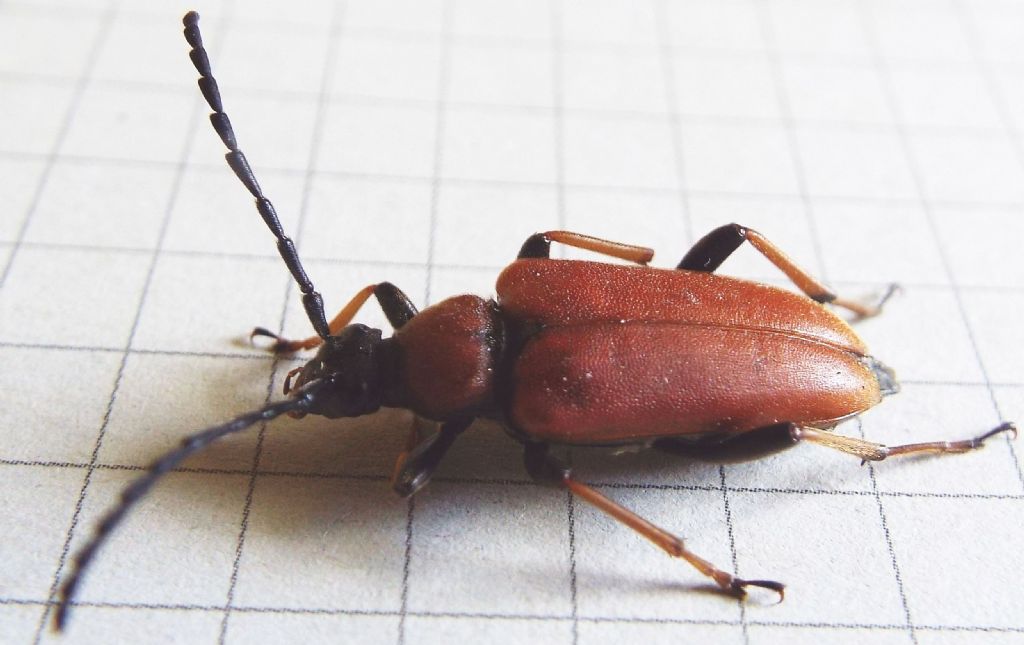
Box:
[53,11,1018,631]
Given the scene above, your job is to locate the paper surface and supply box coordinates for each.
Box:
[2,1,1023,644]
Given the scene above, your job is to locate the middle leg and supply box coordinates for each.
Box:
[391,416,474,497]
[518,231,654,264]
[524,443,785,600]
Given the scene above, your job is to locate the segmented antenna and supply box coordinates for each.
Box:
[54,380,328,632]
[182,11,331,339]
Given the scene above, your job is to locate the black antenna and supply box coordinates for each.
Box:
[182,11,330,339]
[53,380,327,632]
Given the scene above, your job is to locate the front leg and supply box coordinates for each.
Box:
[253,282,419,353]
[391,417,474,497]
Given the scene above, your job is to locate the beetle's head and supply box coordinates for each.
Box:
[284,324,385,419]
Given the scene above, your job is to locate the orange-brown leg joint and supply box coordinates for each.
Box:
[793,422,1017,462]
[562,476,784,601]
[743,227,895,319]
[390,416,434,488]
[252,284,378,353]
[545,231,655,265]
[744,229,835,303]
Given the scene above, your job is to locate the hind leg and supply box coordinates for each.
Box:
[658,422,1017,464]
[678,223,896,319]
[655,423,800,464]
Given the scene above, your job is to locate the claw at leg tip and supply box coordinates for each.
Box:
[250,326,278,342]
[250,327,296,354]
[53,603,68,633]
[1001,422,1018,441]
[733,578,786,604]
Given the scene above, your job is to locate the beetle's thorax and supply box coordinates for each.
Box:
[383,295,504,421]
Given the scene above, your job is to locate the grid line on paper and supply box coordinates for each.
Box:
[5,11,1024,92]
[861,417,917,643]
[857,0,1024,492]
[8,146,1024,213]
[6,242,1024,296]
[4,456,1024,501]
[215,2,346,642]
[0,2,117,289]
[1,89,1021,151]
[5,239,1024,296]
[545,4,584,645]
[656,4,744,640]
[550,3,581,644]
[654,0,694,250]
[947,0,1024,490]
[951,0,1024,171]
[2,0,1023,83]
[27,1,183,642]
[396,2,456,643]
[755,3,917,642]
[397,494,415,645]
[3,2,1023,644]
[6,595,1024,634]
[718,467,749,644]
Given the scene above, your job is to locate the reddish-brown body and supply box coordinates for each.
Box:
[510,322,878,444]
[57,17,1017,629]
[391,294,499,420]
[388,258,883,446]
[497,259,866,353]
[499,259,880,444]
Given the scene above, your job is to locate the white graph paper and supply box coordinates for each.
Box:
[1,1,1022,644]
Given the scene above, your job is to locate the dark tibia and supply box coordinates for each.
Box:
[655,423,799,464]
[677,223,895,319]
[517,231,654,264]
[375,282,418,329]
[676,224,746,273]
[391,417,473,497]
[518,233,552,260]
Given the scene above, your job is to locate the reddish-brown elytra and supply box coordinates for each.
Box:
[52,10,1018,632]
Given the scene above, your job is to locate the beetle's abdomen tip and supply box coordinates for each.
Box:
[864,356,899,397]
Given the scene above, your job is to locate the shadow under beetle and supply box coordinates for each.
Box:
[53,10,1018,631]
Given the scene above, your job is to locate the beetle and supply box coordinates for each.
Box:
[53,10,1018,631]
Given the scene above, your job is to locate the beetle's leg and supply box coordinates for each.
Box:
[252,282,418,353]
[791,422,1017,462]
[655,423,800,463]
[391,417,474,498]
[677,223,897,319]
[390,415,435,489]
[518,231,654,265]
[523,443,785,601]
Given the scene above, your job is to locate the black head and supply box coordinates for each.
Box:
[285,324,385,419]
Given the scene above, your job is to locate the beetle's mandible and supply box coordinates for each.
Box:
[52,10,1018,632]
